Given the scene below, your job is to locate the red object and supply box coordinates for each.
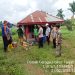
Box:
[26,26,29,34]
[18,10,64,26]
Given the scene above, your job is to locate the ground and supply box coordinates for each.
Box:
[0,26,75,75]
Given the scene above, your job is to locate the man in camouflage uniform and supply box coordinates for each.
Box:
[56,25,62,57]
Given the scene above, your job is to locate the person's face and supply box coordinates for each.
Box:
[4,22,8,26]
[38,25,40,28]
[46,26,47,28]
[53,27,56,32]
[34,26,36,28]
[56,27,59,32]
[46,25,48,28]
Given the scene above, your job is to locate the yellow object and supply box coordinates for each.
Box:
[8,44,13,49]
[8,44,13,51]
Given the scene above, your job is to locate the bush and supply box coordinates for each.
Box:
[11,27,17,35]
[66,24,72,31]
[64,20,73,31]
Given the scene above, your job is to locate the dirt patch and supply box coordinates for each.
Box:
[25,64,46,75]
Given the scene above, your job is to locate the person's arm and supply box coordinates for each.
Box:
[38,28,41,35]
[51,29,53,38]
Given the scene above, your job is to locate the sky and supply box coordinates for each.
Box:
[0,0,75,23]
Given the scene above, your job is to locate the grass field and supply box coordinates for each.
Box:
[0,26,75,75]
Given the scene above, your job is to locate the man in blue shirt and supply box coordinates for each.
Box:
[2,21,9,52]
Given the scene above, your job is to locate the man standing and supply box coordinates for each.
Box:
[56,25,62,57]
[17,26,23,43]
[34,25,38,43]
[2,21,9,52]
[38,25,43,48]
[45,23,51,45]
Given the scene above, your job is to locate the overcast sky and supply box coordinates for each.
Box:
[0,0,75,23]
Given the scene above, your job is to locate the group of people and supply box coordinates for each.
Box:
[1,21,62,56]
[34,23,62,57]
[37,24,50,48]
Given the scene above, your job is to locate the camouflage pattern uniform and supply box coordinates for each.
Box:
[56,30,62,56]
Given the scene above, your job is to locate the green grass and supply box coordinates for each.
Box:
[0,26,75,75]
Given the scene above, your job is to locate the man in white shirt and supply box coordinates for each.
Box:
[45,23,50,45]
[38,25,43,48]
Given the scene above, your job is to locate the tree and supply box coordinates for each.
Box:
[56,9,64,19]
[64,19,73,31]
[68,1,75,18]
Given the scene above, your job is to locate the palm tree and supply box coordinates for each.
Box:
[56,9,64,19]
[68,1,75,18]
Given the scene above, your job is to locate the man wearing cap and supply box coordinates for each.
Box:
[45,23,51,45]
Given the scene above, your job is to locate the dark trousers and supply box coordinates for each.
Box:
[34,36,37,43]
[8,37,12,44]
[53,38,56,48]
[46,36,50,45]
[2,36,8,52]
[38,37,43,48]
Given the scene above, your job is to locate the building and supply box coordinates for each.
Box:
[17,10,64,40]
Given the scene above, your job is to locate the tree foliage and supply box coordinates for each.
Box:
[56,9,64,19]
[68,1,75,18]
[64,20,73,31]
